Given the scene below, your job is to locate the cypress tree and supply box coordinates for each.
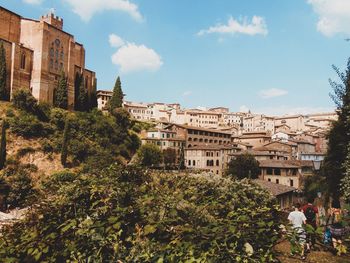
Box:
[54,71,68,109]
[89,79,98,110]
[0,42,7,101]
[0,119,7,170]
[108,76,123,114]
[74,72,81,111]
[78,76,88,112]
[61,117,70,167]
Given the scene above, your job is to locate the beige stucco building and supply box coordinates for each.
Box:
[0,7,96,108]
[185,145,238,175]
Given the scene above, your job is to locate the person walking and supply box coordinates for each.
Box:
[302,197,318,251]
[288,203,307,260]
[327,199,347,255]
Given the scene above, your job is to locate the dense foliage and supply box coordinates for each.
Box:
[54,71,68,109]
[8,90,140,167]
[137,143,163,167]
[0,41,7,101]
[341,144,350,203]
[0,166,280,262]
[323,58,350,201]
[225,153,260,179]
[163,148,177,168]
[0,161,37,209]
[60,117,70,167]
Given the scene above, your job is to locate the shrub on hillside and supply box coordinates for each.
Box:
[9,112,53,138]
[0,166,280,262]
[3,166,37,208]
[12,89,49,121]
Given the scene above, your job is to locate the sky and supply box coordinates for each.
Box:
[1,0,350,116]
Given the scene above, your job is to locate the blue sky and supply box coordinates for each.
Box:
[2,0,350,115]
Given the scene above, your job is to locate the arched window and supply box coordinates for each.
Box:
[50,48,54,57]
[55,60,58,70]
[49,59,53,69]
[20,53,26,69]
[60,51,64,60]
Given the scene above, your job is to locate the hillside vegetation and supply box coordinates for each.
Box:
[0,168,280,262]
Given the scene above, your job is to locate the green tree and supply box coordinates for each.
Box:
[225,153,260,179]
[137,143,163,167]
[113,108,131,130]
[78,76,88,112]
[323,58,350,201]
[54,71,68,109]
[108,76,123,113]
[74,72,81,111]
[0,119,7,170]
[0,41,7,101]
[341,143,350,203]
[163,148,177,168]
[89,79,98,110]
[61,117,70,167]
[178,143,185,170]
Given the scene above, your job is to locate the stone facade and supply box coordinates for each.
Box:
[0,7,96,108]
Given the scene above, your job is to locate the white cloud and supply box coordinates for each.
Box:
[63,0,143,22]
[23,0,43,4]
[259,88,288,99]
[307,0,350,36]
[197,16,268,36]
[109,34,125,48]
[109,37,163,73]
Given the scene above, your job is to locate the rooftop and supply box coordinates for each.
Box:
[254,179,297,196]
[259,160,314,168]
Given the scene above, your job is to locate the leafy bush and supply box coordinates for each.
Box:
[0,166,280,262]
[3,166,37,208]
[49,108,67,131]
[9,112,53,138]
[12,89,49,121]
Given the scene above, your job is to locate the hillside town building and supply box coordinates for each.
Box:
[185,145,238,175]
[165,124,232,148]
[97,90,112,110]
[0,7,96,108]
[259,160,314,189]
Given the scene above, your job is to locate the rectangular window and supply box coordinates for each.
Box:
[290,179,294,187]
[276,179,279,184]
[274,168,281,175]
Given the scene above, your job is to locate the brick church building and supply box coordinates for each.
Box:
[0,6,96,108]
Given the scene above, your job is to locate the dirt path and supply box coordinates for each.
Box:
[275,239,350,262]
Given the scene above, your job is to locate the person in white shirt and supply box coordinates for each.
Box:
[288,203,307,260]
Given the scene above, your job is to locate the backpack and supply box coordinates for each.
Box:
[304,206,316,223]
